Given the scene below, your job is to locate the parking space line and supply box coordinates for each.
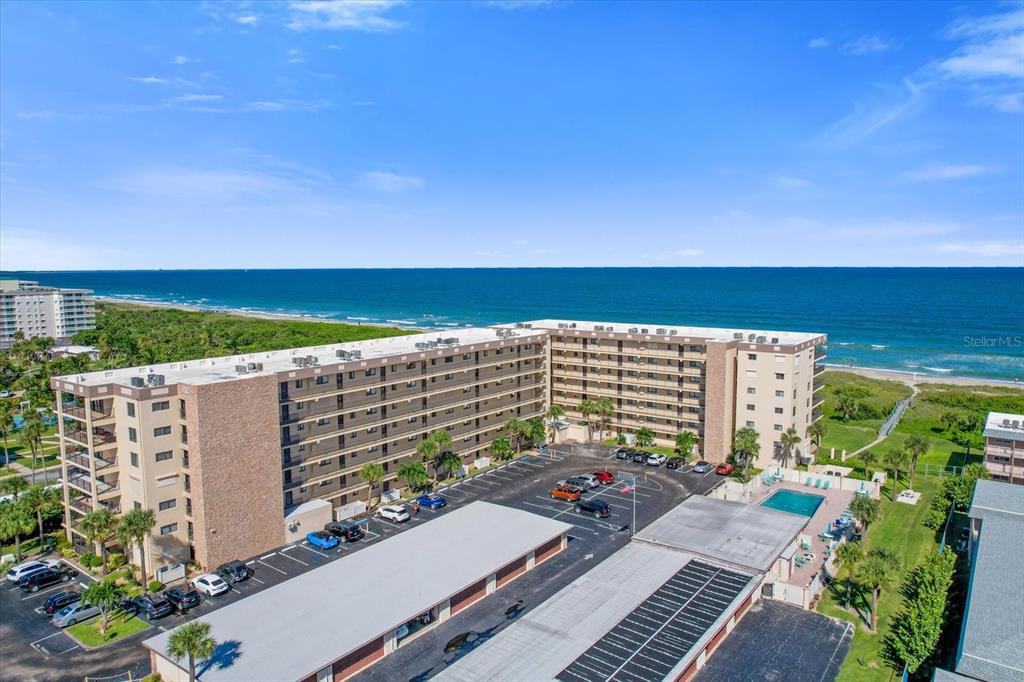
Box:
[260,552,277,560]
[21,583,73,600]
[257,559,287,575]
[298,543,328,558]
[374,517,402,529]
[248,575,265,584]
[277,552,309,567]
[30,631,65,646]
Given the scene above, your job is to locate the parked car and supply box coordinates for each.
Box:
[216,560,251,584]
[574,499,611,518]
[131,594,174,619]
[416,493,447,509]
[306,530,340,550]
[6,559,61,583]
[165,586,202,613]
[592,470,615,485]
[691,460,713,474]
[631,451,647,463]
[557,475,599,490]
[614,448,631,460]
[192,573,230,596]
[715,463,736,475]
[549,484,583,502]
[19,565,75,592]
[42,590,81,616]
[325,520,365,542]
[378,505,411,523]
[666,458,682,470]
[646,453,667,467]
[51,601,101,627]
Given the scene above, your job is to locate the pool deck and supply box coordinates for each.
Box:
[752,480,854,587]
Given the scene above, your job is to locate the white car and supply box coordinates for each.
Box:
[646,453,667,467]
[378,505,411,523]
[6,559,62,583]
[191,573,230,596]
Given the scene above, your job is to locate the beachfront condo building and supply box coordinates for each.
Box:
[0,279,96,349]
[51,320,825,575]
[982,412,1024,484]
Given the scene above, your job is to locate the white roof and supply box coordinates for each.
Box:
[984,412,1024,441]
[499,319,823,345]
[143,502,570,682]
[55,326,546,388]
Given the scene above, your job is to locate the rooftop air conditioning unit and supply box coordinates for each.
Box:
[756,336,766,343]
[1003,419,1011,427]
[446,337,459,345]
[557,323,568,329]
[349,350,362,359]
[748,334,757,342]
[235,365,249,374]
[130,377,145,388]
[656,328,667,335]
[523,323,532,328]
[734,332,744,340]
[607,326,614,331]
[771,337,779,344]
[292,357,308,367]
[415,342,428,350]
[336,350,350,360]
[514,322,525,328]
[628,327,639,333]
[147,374,165,386]
[249,362,262,371]
[569,323,577,328]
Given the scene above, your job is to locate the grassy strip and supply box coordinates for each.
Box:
[66,611,151,648]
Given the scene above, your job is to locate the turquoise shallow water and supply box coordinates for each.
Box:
[761,490,825,518]
[3,267,1022,380]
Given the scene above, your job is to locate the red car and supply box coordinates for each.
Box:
[592,470,614,485]
[715,463,736,475]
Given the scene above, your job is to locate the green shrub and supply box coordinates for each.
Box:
[52,531,71,551]
[107,552,125,570]
[59,547,78,560]
[148,580,164,593]
[80,551,101,568]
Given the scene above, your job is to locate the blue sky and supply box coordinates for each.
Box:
[1,0,1021,269]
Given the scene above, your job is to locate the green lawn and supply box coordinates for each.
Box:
[820,371,913,427]
[600,438,676,458]
[66,611,151,648]
[818,423,878,456]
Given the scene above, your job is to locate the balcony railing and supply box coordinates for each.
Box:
[65,428,117,445]
[68,473,118,496]
[813,363,826,376]
[68,496,121,516]
[64,450,115,470]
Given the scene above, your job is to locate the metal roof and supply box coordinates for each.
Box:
[143,502,570,682]
[969,479,1024,521]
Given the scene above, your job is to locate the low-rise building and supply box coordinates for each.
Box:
[982,412,1024,484]
[0,279,95,349]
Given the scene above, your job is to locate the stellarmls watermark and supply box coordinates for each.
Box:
[963,335,1022,348]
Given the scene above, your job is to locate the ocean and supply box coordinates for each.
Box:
[4,268,1023,381]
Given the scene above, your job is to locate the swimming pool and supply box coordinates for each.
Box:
[761,489,825,517]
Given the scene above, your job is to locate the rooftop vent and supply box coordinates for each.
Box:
[349,350,362,360]
[147,374,165,387]
[336,349,351,360]
[656,328,667,335]
[771,337,779,344]
[756,336,767,343]
[130,377,145,388]
[235,364,249,374]
[557,323,568,329]
[594,325,605,331]
[748,333,757,342]
[734,332,744,340]
[514,322,525,328]
[414,342,429,350]
[523,323,532,328]
[628,327,639,333]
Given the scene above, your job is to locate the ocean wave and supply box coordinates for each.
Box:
[870,344,887,350]
[387,319,417,325]
[347,316,371,321]
[923,366,954,373]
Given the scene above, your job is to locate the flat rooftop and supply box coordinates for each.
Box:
[497,319,824,345]
[54,326,547,388]
[144,501,570,682]
[983,411,1024,441]
[634,495,807,573]
[969,478,1024,521]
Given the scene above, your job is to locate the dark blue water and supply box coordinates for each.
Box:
[4,268,1022,380]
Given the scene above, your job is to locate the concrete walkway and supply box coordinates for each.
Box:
[849,383,920,457]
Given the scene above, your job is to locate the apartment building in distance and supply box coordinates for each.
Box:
[982,412,1024,484]
[497,320,827,467]
[0,279,96,349]
[51,327,548,574]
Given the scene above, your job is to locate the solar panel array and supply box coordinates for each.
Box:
[558,560,753,682]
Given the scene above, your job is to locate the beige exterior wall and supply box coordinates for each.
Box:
[984,436,1024,484]
[702,341,735,462]
[0,280,94,348]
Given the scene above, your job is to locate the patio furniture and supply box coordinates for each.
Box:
[794,554,809,567]
[800,537,811,551]
[819,529,834,541]
[814,479,822,488]
[823,479,831,490]
[805,477,813,486]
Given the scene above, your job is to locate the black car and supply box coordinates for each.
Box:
[631,451,647,463]
[325,520,365,542]
[19,565,75,592]
[132,594,175,619]
[574,499,611,518]
[216,560,251,584]
[614,448,631,460]
[165,586,202,612]
[42,590,81,615]
[666,458,681,470]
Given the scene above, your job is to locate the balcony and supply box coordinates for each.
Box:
[64,450,115,470]
[64,427,117,447]
[68,496,120,516]
[815,346,827,361]
[813,379,825,392]
[67,473,118,496]
[813,363,826,376]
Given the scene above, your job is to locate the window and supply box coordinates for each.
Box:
[152,401,170,412]
[365,368,376,376]
[745,420,755,428]
[365,388,377,396]
[159,523,178,536]
[775,373,785,380]
[154,426,171,437]
[155,451,173,462]
[320,479,331,487]
[746,387,756,395]
[130,452,139,467]
[126,403,136,418]
[444,356,453,364]
[774,407,784,414]
[158,499,176,511]
[128,427,138,443]
[774,424,783,431]
[746,404,755,411]
[747,353,757,360]
[295,380,303,388]
[317,417,331,426]
[775,390,785,398]
[316,375,329,385]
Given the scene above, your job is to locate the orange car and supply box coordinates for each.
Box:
[550,484,583,502]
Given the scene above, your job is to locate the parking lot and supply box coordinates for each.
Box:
[0,445,724,682]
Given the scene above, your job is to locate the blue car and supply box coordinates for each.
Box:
[306,531,339,550]
[416,494,447,509]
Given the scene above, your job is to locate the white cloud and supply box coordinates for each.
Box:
[485,0,556,9]
[513,239,528,246]
[243,99,329,112]
[0,228,143,270]
[808,37,830,49]
[171,93,224,103]
[287,48,306,64]
[935,7,1023,113]
[358,170,424,192]
[127,75,170,85]
[530,248,552,255]
[811,78,924,149]
[975,92,1024,112]
[473,250,492,256]
[287,1,406,32]
[937,241,1023,258]
[903,163,997,181]
[775,175,812,189]
[842,35,891,55]
[940,34,1024,79]
[674,249,705,257]
[234,14,260,26]
[172,55,197,65]
[103,167,313,201]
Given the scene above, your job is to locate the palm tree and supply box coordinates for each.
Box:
[856,548,900,631]
[779,426,802,468]
[0,400,15,465]
[20,483,61,551]
[491,437,513,462]
[635,427,655,449]
[167,620,218,682]
[732,427,761,482]
[883,448,909,501]
[860,450,878,481]
[360,462,385,510]
[81,578,126,637]
[807,420,827,449]
[903,435,929,491]
[523,418,546,449]
[672,431,696,466]
[79,508,119,576]
[416,437,440,484]
[396,460,428,494]
[577,399,598,440]
[834,541,863,608]
[436,451,463,481]
[18,412,45,483]
[0,475,28,501]
[849,496,880,537]
[504,418,524,454]
[0,501,36,561]
[836,395,860,422]
[545,404,565,444]
[594,397,614,439]
[117,508,156,589]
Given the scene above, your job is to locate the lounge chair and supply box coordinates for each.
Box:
[814,479,822,488]
[800,537,811,551]
[774,467,783,480]
[794,555,809,567]
[823,480,831,490]
[805,477,813,486]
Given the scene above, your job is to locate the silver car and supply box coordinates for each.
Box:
[691,460,713,474]
[51,601,101,627]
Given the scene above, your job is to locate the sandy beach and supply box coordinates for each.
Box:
[824,363,1023,389]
